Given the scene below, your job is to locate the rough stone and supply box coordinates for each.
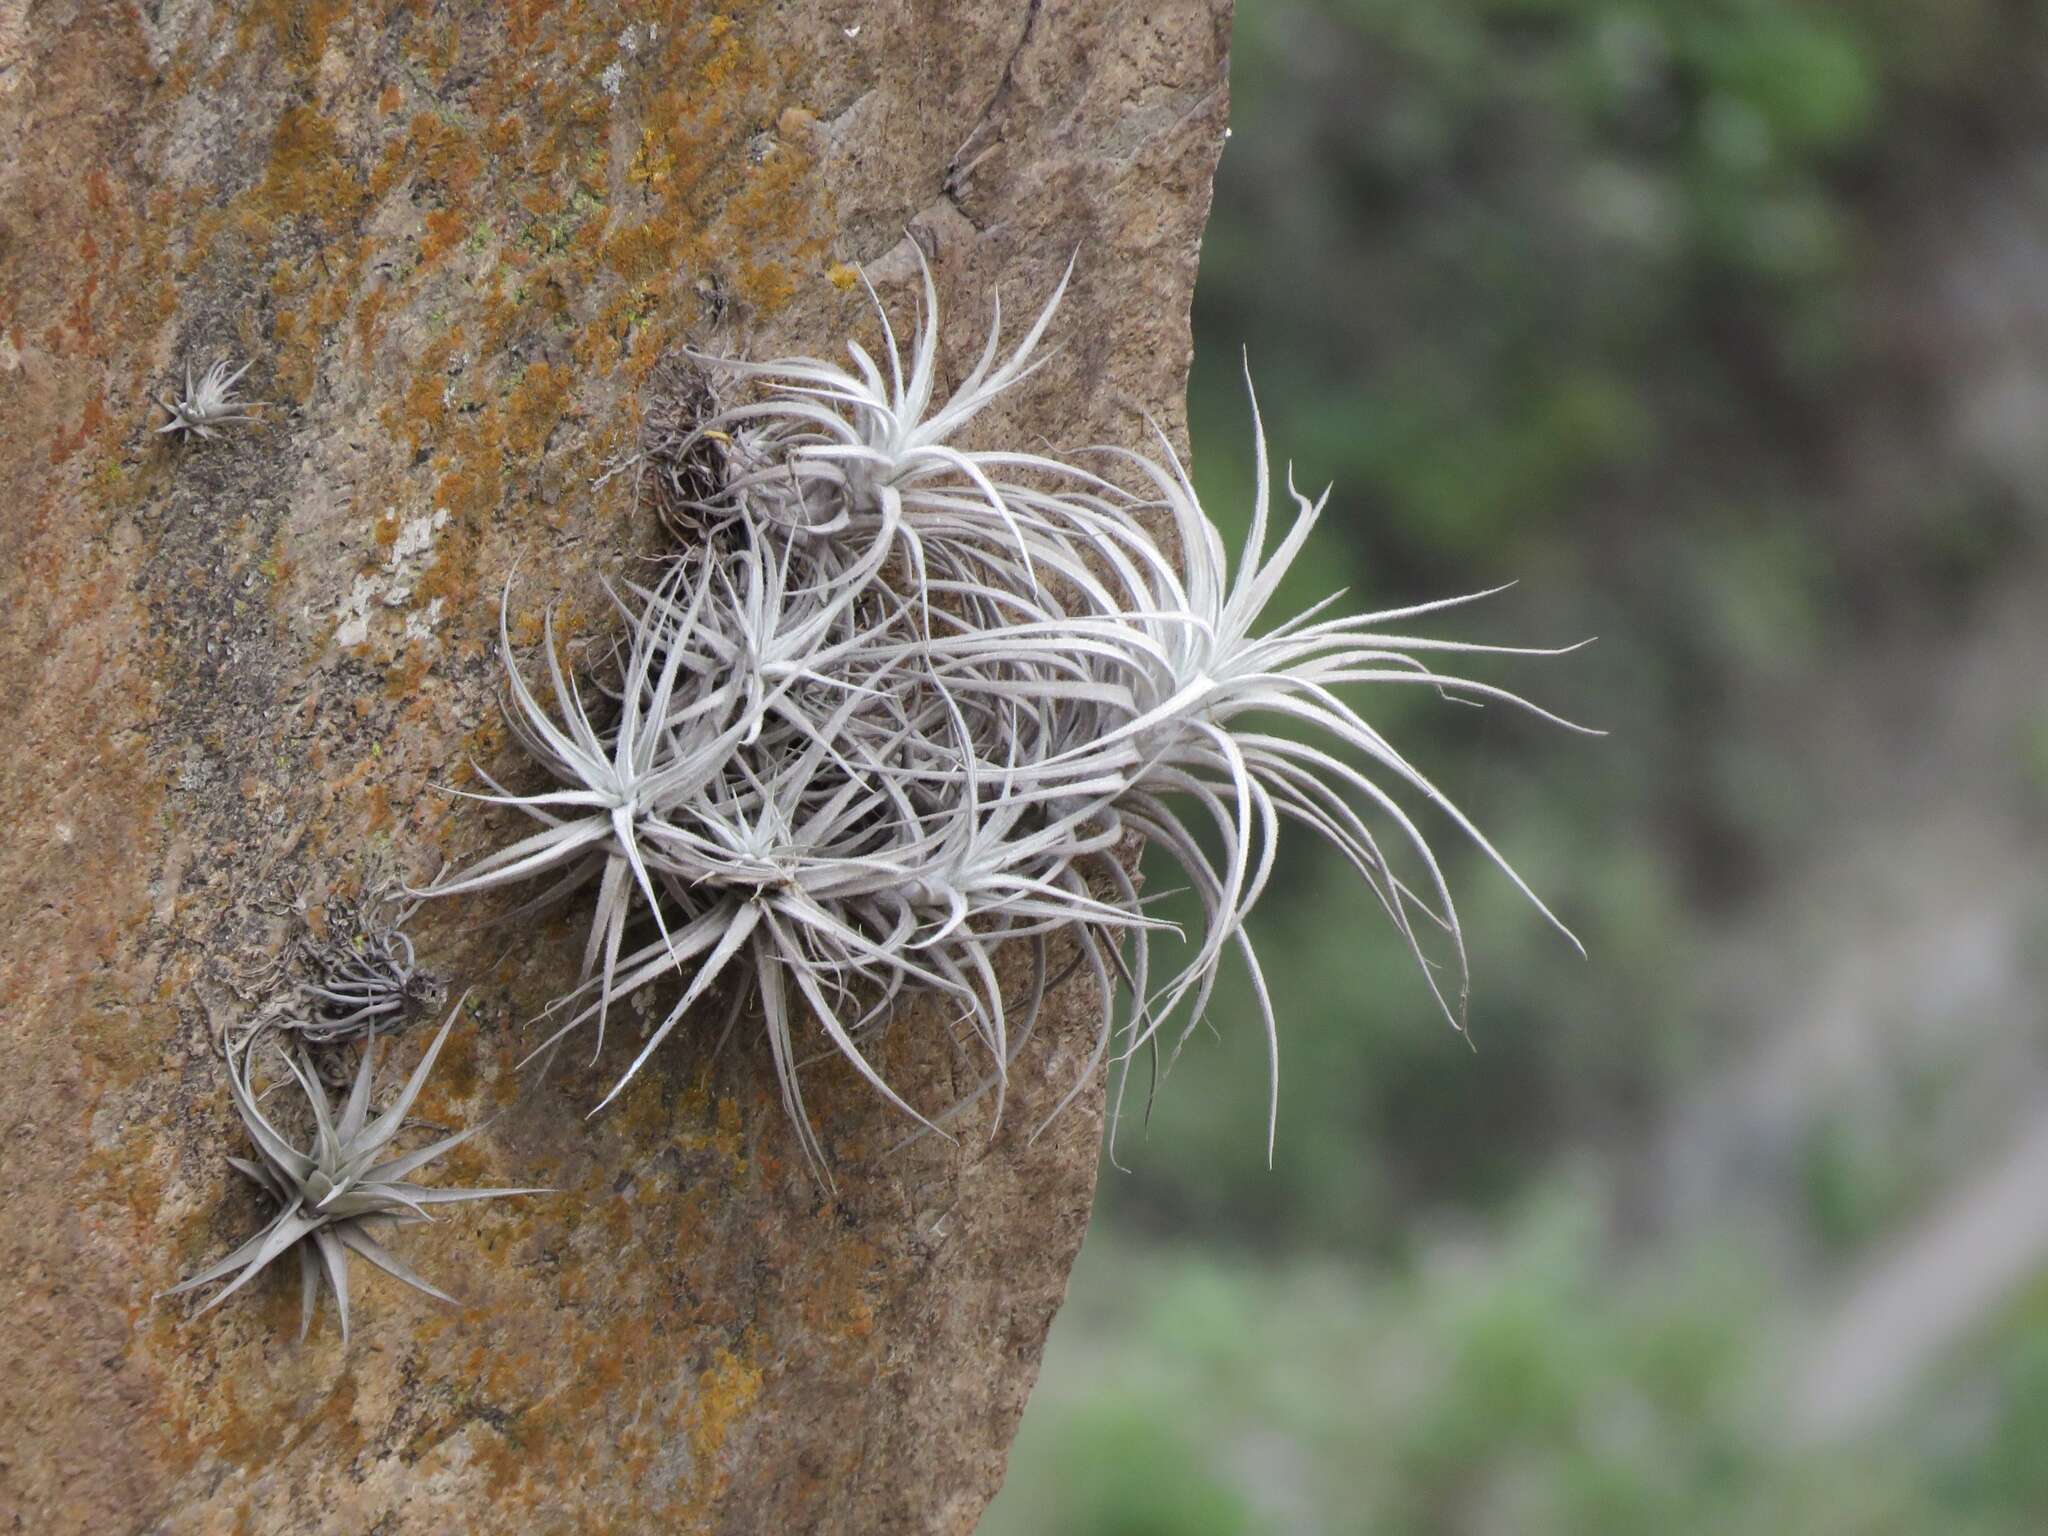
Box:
[0,2,1229,1530]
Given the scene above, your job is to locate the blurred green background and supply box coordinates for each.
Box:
[986,2,2048,1531]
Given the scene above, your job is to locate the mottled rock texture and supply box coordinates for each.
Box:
[0,2,1228,1530]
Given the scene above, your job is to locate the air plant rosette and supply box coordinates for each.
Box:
[162,998,545,1341]
[414,250,1597,1186]
[155,355,260,441]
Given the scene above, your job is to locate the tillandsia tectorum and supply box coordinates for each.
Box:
[162,999,545,1341]
[155,356,259,441]
[418,249,1596,1182]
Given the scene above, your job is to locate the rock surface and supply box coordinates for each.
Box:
[0,3,1228,1530]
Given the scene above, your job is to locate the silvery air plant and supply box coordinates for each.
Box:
[155,355,259,441]
[163,999,544,1340]
[420,252,1594,1184]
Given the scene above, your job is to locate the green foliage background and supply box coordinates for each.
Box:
[988,2,2048,1530]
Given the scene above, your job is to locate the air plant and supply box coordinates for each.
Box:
[156,356,259,440]
[288,883,447,1044]
[162,999,544,1341]
[634,355,738,540]
[420,560,757,1059]
[420,250,1592,1184]
[673,250,1113,584]
[1060,386,1597,1150]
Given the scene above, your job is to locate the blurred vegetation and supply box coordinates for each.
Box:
[995,1202,2048,1536]
[988,1,2048,1531]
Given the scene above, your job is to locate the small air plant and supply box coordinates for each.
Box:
[288,883,447,1044]
[421,249,1593,1184]
[155,356,259,441]
[162,999,544,1342]
[635,355,738,540]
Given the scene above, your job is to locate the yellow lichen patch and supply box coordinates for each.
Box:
[627,126,674,193]
[687,1345,765,1497]
[736,258,796,314]
[726,142,813,245]
[435,1141,495,1193]
[652,1084,757,1172]
[696,15,744,90]
[510,608,547,648]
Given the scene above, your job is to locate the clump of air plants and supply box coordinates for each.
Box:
[419,250,1594,1183]
[155,356,259,441]
[162,999,544,1341]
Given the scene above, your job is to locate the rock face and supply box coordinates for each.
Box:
[0,3,1228,1531]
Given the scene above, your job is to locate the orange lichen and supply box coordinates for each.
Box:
[603,213,683,288]
[353,283,391,352]
[79,1126,168,1228]
[419,206,469,271]
[393,4,463,84]
[237,0,350,75]
[386,326,464,452]
[381,643,432,703]
[46,392,109,466]
[503,0,549,52]
[504,360,572,460]
[61,270,100,348]
[403,111,487,203]
[252,106,367,232]
[362,779,396,836]
[799,1232,881,1345]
